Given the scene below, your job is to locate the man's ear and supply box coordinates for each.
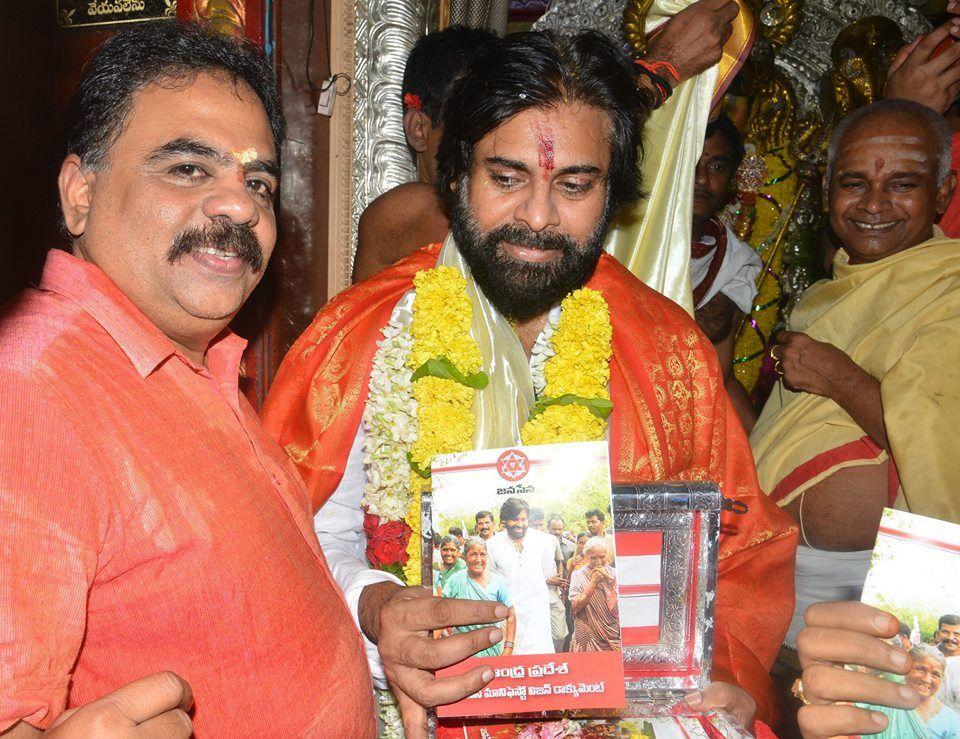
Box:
[403,109,431,154]
[936,170,958,215]
[821,172,829,214]
[59,154,95,238]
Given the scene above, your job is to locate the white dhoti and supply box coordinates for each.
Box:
[785,546,872,648]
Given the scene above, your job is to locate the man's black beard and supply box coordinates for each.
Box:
[167,218,264,273]
[451,183,613,322]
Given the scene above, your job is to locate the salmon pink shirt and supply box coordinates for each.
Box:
[0,249,376,736]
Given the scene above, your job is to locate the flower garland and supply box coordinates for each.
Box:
[362,280,613,585]
[361,314,416,580]
[521,288,613,445]
[363,277,614,737]
[403,266,485,583]
[362,266,486,585]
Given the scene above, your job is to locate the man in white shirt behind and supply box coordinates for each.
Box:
[936,614,960,712]
[486,497,559,655]
[690,115,762,433]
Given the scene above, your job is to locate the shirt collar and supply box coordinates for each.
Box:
[39,249,247,379]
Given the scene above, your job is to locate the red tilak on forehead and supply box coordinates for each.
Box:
[875,157,885,172]
[534,124,555,178]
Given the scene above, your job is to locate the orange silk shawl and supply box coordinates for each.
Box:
[261,244,798,726]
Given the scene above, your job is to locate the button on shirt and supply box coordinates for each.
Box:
[0,250,376,736]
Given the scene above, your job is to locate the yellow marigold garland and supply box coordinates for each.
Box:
[403,267,482,584]
[521,288,612,445]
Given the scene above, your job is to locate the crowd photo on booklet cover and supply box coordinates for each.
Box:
[5,0,960,737]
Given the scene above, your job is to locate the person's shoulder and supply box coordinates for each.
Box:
[446,568,468,587]
[354,182,450,281]
[363,181,439,211]
[528,528,555,546]
[593,253,700,331]
[723,225,762,265]
[0,287,91,378]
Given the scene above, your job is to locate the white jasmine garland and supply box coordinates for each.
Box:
[361,316,416,522]
[528,304,562,398]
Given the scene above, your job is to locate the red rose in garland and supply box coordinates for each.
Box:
[363,513,412,569]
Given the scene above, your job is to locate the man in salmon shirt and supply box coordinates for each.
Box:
[0,20,381,737]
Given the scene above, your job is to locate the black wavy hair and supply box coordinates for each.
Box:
[401,25,497,127]
[66,19,284,171]
[704,114,745,170]
[436,30,650,214]
[499,497,530,523]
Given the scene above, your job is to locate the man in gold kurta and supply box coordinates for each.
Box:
[751,99,960,647]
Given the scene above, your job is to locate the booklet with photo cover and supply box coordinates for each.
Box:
[429,440,629,718]
[856,509,960,737]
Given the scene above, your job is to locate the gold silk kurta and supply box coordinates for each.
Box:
[751,233,960,523]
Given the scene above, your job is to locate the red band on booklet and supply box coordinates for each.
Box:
[436,651,626,717]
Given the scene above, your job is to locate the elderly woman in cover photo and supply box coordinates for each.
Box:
[858,643,960,738]
[438,536,517,657]
[569,536,621,652]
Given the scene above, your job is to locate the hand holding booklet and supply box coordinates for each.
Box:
[855,509,960,738]
[429,441,628,718]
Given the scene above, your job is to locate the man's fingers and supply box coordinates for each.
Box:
[684,682,756,727]
[802,663,920,708]
[394,594,507,631]
[388,627,503,670]
[797,703,888,739]
[803,601,899,637]
[392,685,429,739]
[915,22,955,60]
[101,672,193,725]
[393,663,494,709]
[134,709,193,738]
[797,625,910,673]
[718,0,740,24]
[929,35,960,73]
[773,330,799,345]
[889,36,923,77]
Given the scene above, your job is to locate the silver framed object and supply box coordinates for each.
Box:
[613,481,721,709]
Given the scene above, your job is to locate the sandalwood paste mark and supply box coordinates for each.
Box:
[231,148,260,184]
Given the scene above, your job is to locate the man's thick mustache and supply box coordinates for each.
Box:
[489,225,570,253]
[167,220,264,272]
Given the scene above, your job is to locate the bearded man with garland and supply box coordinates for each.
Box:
[263,31,797,736]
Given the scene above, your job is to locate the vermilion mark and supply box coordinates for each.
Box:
[534,125,555,178]
[875,157,885,172]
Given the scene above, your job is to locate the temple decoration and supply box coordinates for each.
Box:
[191,0,246,36]
[623,0,655,54]
[344,0,935,381]
[57,0,177,29]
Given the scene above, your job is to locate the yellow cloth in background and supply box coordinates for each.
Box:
[606,0,753,314]
[750,233,960,523]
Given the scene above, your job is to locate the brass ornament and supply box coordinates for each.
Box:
[623,0,654,55]
[744,0,802,50]
[192,0,246,37]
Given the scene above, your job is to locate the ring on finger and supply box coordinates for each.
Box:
[791,678,812,706]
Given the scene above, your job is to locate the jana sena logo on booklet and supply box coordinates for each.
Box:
[858,508,960,739]
[429,440,633,718]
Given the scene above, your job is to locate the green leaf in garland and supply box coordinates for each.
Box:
[411,355,489,389]
[530,393,613,421]
[379,561,407,582]
[406,452,432,479]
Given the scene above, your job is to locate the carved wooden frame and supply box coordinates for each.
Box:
[326,0,425,298]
